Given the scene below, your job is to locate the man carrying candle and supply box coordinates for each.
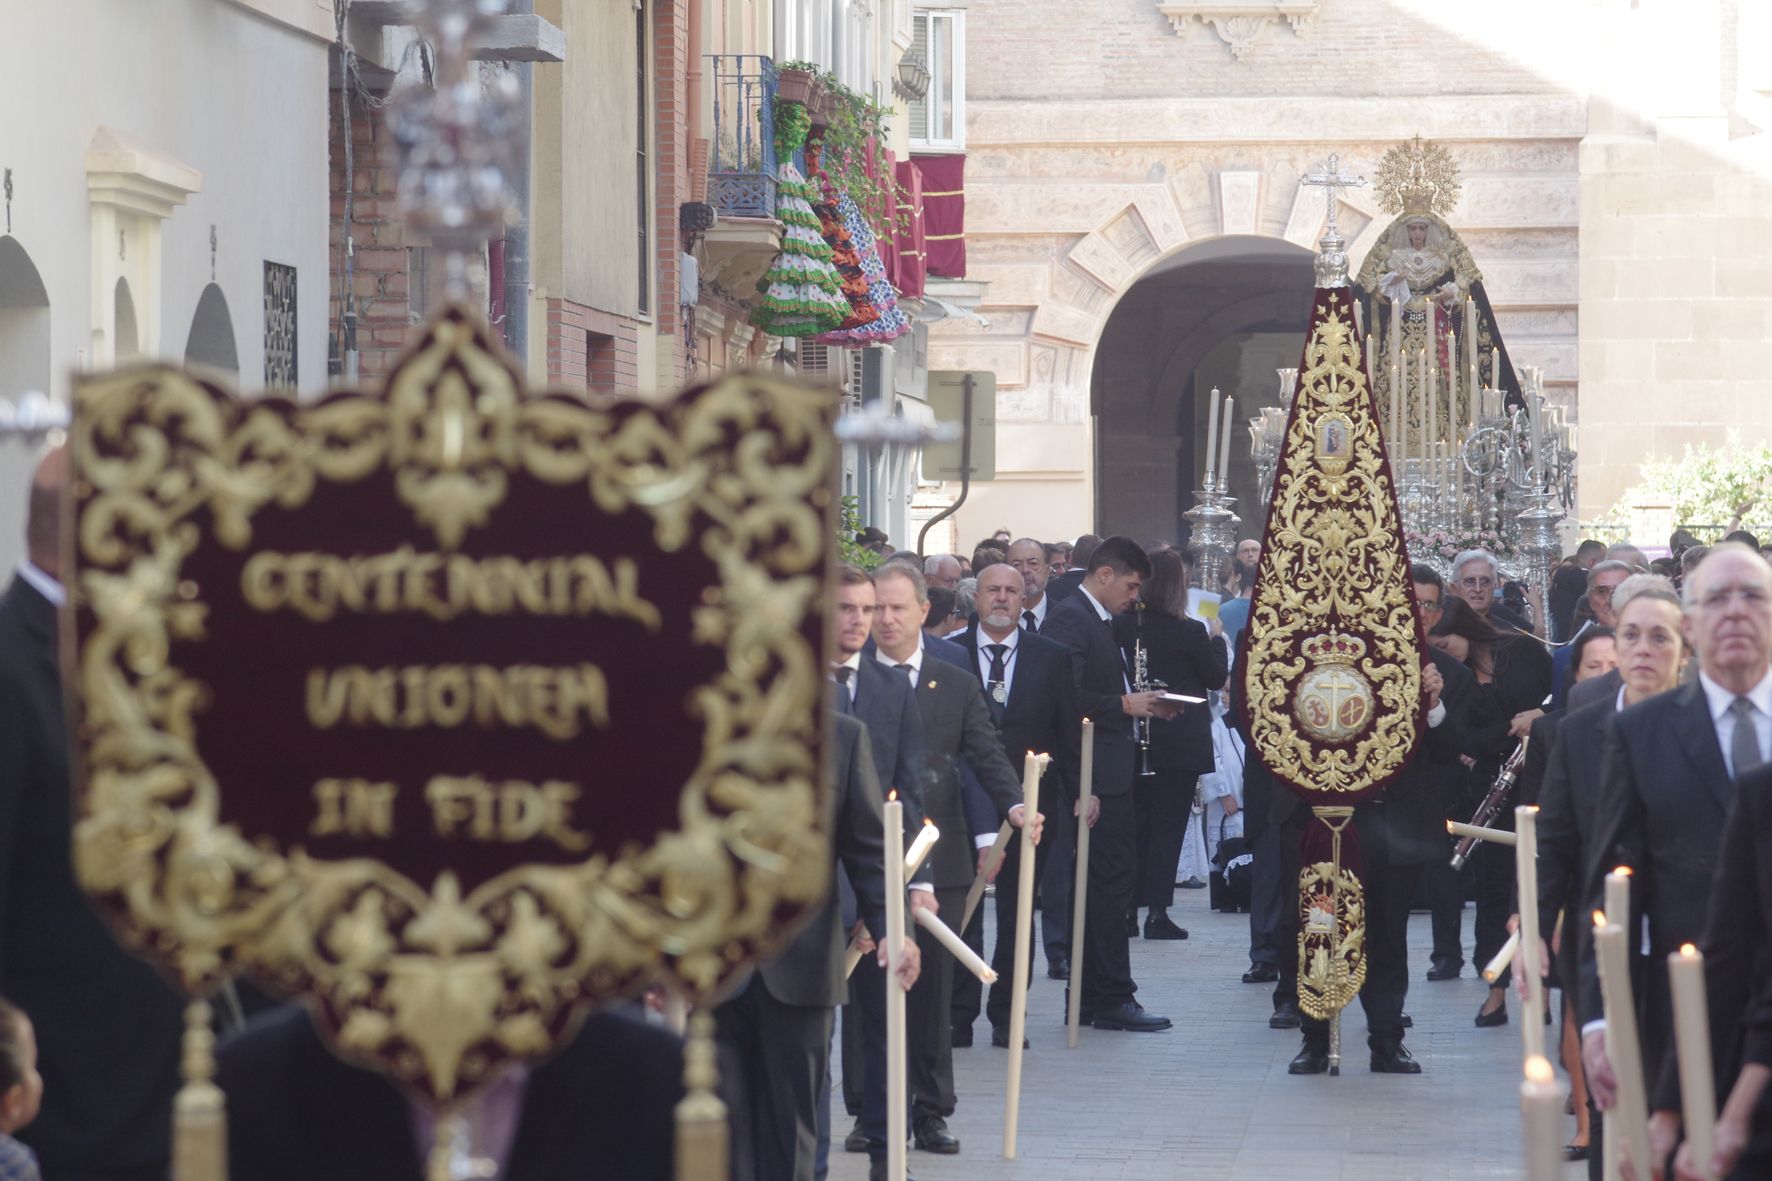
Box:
[868,560,1043,1157]
[714,709,919,1181]
[1043,537,1182,1033]
[1649,758,1772,1181]
[950,563,1083,1051]
[1578,545,1772,1179]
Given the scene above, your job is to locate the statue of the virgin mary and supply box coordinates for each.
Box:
[1355,138,1523,446]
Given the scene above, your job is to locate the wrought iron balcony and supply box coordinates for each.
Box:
[708,55,778,220]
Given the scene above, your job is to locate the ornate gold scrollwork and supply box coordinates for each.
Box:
[71,306,836,1099]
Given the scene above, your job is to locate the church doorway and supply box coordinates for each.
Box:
[1090,237,1314,549]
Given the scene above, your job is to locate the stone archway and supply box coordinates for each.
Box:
[0,234,52,577]
[1092,237,1315,543]
[184,282,240,374]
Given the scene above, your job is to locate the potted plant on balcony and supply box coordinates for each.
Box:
[775,60,819,106]
[809,71,840,127]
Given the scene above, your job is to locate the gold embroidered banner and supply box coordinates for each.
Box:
[1239,286,1424,802]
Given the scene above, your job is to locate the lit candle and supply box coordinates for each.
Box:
[1390,359,1401,452]
[1390,297,1401,382]
[1068,720,1094,1048]
[1466,295,1479,429]
[1521,1055,1566,1181]
[1593,910,1654,1181]
[1482,928,1521,983]
[884,792,908,1181]
[1427,356,1438,455]
[1446,819,1518,847]
[1515,805,1546,1063]
[904,820,939,877]
[1004,751,1050,1158]
[1448,327,1458,418]
[1492,345,1502,389]
[1217,392,1234,482]
[1606,868,1632,930]
[1669,944,1717,1177]
[913,906,997,983]
[1204,387,1222,486]
[1417,347,1428,464]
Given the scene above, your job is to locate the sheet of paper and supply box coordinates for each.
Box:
[1187,589,1222,622]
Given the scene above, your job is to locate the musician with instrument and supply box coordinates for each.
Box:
[1113,548,1227,941]
[1429,593,1553,1028]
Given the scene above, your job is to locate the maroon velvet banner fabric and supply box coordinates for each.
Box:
[911,153,966,278]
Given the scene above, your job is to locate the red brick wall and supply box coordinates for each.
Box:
[546,298,639,393]
[328,86,413,383]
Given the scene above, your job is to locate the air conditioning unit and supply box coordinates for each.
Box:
[856,345,894,406]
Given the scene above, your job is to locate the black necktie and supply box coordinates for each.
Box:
[1022,610,1038,634]
[895,662,915,681]
[831,665,854,715]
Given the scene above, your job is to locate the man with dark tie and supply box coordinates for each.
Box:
[868,560,1039,1157]
[829,565,935,1177]
[1006,538,1052,635]
[952,563,1083,1048]
[1579,543,1772,1173]
[1042,536,1178,1032]
[715,709,919,1181]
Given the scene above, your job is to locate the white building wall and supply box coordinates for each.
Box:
[0,0,330,572]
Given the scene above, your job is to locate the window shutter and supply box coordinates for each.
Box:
[908,13,929,140]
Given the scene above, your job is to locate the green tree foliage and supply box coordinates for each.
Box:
[1619,432,1772,536]
[838,495,884,569]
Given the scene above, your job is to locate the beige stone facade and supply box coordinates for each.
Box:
[926,0,1772,545]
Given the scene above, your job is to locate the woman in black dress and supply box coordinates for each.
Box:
[1430,594,1553,1026]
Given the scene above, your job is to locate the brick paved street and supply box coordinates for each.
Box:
[831,888,1585,1180]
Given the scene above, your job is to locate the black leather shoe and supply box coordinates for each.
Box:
[913,1113,961,1154]
[1143,911,1189,940]
[845,1121,869,1153]
[1426,959,1463,982]
[1288,1042,1329,1074]
[1091,1001,1172,1032]
[1564,1143,1591,1162]
[1370,1042,1422,1074]
[1242,962,1279,984]
[1269,998,1301,1029]
[1475,992,1509,1028]
[951,1025,973,1048]
[1047,958,1070,981]
[990,1024,1028,1048]
[1402,1013,1413,1028]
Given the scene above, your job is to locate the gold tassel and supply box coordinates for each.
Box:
[172,999,227,1181]
[674,1008,727,1181]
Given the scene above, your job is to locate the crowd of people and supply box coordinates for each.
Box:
[5,422,1772,1181]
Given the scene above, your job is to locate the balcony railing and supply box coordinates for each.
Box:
[708,55,778,220]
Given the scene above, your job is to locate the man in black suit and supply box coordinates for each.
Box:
[869,560,1039,1155]
[1043,535,1099,606]
[1284,563,1477,1075]
[830,565,934,1172]
[1579,544,1772,1171]
[1042,536,1178,1032]
[0,447,186,1181]
[220,1004,686,1181]
[951,563,1083,1047]
[717,710,919,1181]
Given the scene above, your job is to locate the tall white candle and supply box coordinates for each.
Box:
[904,820,939,877]
[1390,298,1401,381]
[913,906,997,983]
[1521,1055,1565,1181]
[1068,720,1095,1048]
[1204,387,1222,486]
[1594,912,1654,1181]
[1004,751,1049,1159]
[1390,360,1401,452]
[1605,867,1632,936]
[884,793,908,1181]
[1669,944,1717,1177]
[1217,392,1234,483]
[1416,348,1428,464]
[1515,806,1546,1063]
[1466,296,1479,429]
[1447,328,1458,436]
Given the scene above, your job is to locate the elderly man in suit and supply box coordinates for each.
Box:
[716,710,918,1181]
[951,563,1084,1048]
[1043,536,1179,1033]
[1579,543,1772,1176]
[869,560,1040,1156]
[0,447,187,1181]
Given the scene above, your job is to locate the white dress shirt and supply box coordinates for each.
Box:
[16,562,64,607]
[1077,585,1132,693]
[1698,667,1772,777]
[1021,593,1048,633]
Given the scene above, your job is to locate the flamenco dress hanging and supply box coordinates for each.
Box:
[749,101,848,338]
[807,141,910,346]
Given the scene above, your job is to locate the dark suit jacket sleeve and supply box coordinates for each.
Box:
[1189,618,1230,691]
[1653,769,1766,1111]
[1518,710,1555,809]
[1425,651,1474,765]
[1579,718,1649,1029]
[958,682,1030,821]
[837,718,890,941]
[1043,606,1124,724]
[1534,713,1579,939]
[884,673,934,887]
[1052,656,1084,808]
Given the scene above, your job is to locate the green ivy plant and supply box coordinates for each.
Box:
[838,495,885,570]
[814,75,910,239]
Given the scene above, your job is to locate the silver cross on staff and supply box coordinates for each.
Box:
[1299,153,1365,238]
